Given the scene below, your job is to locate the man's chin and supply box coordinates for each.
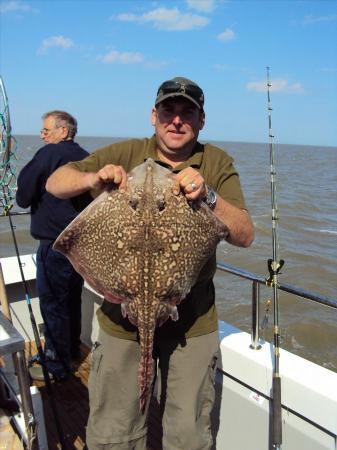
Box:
[165,134,187,147]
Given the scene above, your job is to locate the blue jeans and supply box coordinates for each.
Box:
[36,240,83,376]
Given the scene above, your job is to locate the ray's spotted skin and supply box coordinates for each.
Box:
[54,158,228,411]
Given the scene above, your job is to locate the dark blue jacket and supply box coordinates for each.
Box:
[16,140,89,240]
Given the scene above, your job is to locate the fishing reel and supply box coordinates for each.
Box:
[266,258,285,288]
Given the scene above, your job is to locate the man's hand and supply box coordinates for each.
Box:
[173,167,206,201]
[172,167,254,248]
[46,164,128,199]
[91,164,128,191]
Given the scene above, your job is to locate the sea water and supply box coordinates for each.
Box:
[1,135,336,370]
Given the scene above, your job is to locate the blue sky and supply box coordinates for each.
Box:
[1,0,336,146]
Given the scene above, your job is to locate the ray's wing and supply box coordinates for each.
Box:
[54,188,140,302]
[151,193,228,303]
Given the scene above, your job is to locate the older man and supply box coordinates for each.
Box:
[16,110,89,380]
[47,78,254,449]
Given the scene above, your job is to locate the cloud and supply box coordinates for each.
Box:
[319,67,337,73]
[217,28,235,41]
[303,14,337,25]
[186,0,215,13]
[0,1,36,14]
[98,50,144,64]
[213,63,230,71]
[115,7,209,31]
[145,59,169,70]
[246,79,304,94]
[37,36,74,55]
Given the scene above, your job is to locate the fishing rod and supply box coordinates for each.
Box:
[266,66,284,449]
[0,76,66,449]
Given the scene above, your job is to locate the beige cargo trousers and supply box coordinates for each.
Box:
[86,329,219,450]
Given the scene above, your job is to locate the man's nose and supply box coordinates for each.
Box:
[172,114,183,125]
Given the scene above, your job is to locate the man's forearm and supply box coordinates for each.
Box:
[46,166,94,199]
[214,196,254,248]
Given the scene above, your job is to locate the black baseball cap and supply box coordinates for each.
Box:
[155,76,204,110]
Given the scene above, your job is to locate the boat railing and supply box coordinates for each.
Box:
[1,210,29,217]
[216,261,337,350]
[2,212,337,350]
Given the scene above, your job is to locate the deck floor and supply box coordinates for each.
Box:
[0,342,163,450]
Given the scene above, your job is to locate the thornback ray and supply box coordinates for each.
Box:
[53,158,228,411]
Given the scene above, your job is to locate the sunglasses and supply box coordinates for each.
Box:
[157,81,204,108]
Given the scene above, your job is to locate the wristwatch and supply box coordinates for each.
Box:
[204,185,217,210]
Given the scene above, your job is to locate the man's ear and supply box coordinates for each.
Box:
[199,111,205,130]
[151,107,157,126]
[62,126,70,140]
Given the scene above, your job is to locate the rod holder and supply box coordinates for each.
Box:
[250,280,261,349]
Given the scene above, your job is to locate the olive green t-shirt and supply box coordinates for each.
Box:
[68,135,247,341]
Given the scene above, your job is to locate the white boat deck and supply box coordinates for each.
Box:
[1,254,337,449]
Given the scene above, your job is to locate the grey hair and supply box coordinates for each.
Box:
[42,110,78,139]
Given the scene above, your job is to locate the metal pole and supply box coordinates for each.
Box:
[250,280,261,349]
[0,263,39,449]
[6,211,66,449]
[15,350,39,450]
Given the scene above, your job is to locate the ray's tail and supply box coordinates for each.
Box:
[138,325,156,413]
